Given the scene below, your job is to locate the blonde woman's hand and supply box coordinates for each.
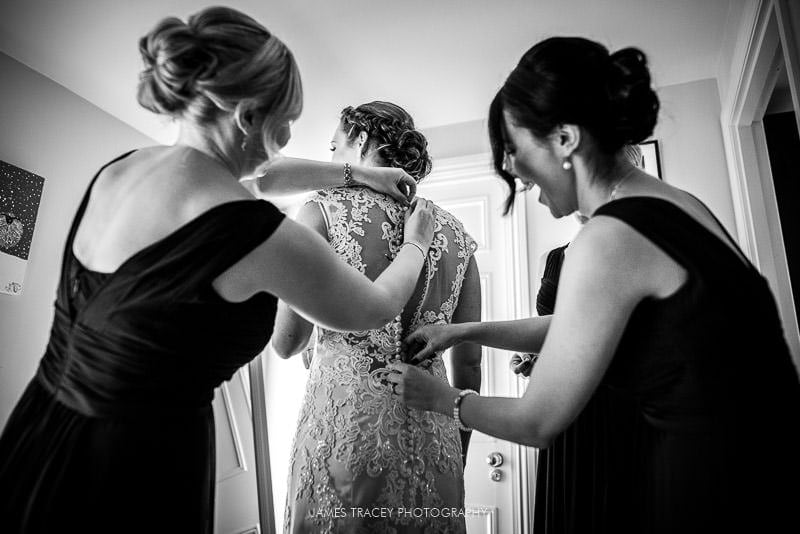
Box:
[404,323,465,364]
[403,198,435,251]
[353,166,417,205]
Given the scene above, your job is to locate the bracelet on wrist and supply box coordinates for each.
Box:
[343,162,354,187]
[453,389,478,432]
[401,240,427,258]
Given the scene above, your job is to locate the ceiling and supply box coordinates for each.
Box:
[0,0,741,159]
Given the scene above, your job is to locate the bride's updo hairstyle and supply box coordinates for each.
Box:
[488,37,659,213]
[340,101,433,182]
[137,6,303,154]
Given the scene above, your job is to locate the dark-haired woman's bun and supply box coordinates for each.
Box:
[605,47,660,147]
[380,129,433,180]
[490,37,661,209]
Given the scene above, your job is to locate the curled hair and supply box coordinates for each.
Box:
[137,6,303,155]
[340,101,432,182]
[489,37,659,213]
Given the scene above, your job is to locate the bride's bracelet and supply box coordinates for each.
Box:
[401,240,427,258]
[343,162,355,187]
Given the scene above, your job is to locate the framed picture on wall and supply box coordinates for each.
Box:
[0,160,45,296]
[638,140,663,179]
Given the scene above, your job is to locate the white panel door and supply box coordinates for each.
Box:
[214,367,261,534]
[418,156,533,534]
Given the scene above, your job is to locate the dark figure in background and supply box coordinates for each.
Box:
[0,7,436,533]
[391,37,800,534]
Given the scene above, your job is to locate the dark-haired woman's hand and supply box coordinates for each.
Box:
[510,353,536,378]
[404,323,466,363]
[385,361,457,414]
[352,166,417,205]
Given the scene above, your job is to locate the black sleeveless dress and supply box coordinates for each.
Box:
[535,244,567,317]
[535,243,619,533]
[534,197,800,533]
[0,152,286,533]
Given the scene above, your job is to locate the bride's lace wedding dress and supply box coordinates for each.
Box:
[284,187,477,533]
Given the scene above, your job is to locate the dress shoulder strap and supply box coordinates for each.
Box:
[58,151,137,296]
[593,196,751,276]
[62,151,137,260]
[128,200,286,297]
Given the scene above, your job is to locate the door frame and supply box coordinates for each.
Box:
[250,353,275,534]
[423,153,534,533]
[720,0,800,366]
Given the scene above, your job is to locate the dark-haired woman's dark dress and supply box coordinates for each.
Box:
[0,153,286,533]
[534,197,800,534]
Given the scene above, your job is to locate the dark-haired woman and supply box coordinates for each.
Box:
[274,102,481,534]
[388,37,800,533]
[0,9,437,534]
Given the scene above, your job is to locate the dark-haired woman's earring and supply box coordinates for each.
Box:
[241,136,248,151]
[562,159,573,170]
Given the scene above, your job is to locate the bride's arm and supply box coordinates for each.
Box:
[270,201,326,358]
[448,256,482,464]
[241,157,417,204]
[224,199,433,332]
[271,301,314,358]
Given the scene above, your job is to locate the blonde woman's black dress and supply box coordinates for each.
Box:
[0,152,286,533]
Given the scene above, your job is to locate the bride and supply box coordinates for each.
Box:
[272,101,481,533]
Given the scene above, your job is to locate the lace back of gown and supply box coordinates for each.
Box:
[284,187,477,534]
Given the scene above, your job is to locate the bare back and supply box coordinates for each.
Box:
[72,147,250,273]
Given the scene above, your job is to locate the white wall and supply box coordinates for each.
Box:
[0,52,153,428]
[422,119,492,161]
[654,78,736,232]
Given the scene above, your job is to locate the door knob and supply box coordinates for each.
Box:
[486,452,504,467]
[489,468,503,482]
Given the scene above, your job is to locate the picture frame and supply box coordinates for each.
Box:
[0,160,45,296]
[638,140,663,179]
